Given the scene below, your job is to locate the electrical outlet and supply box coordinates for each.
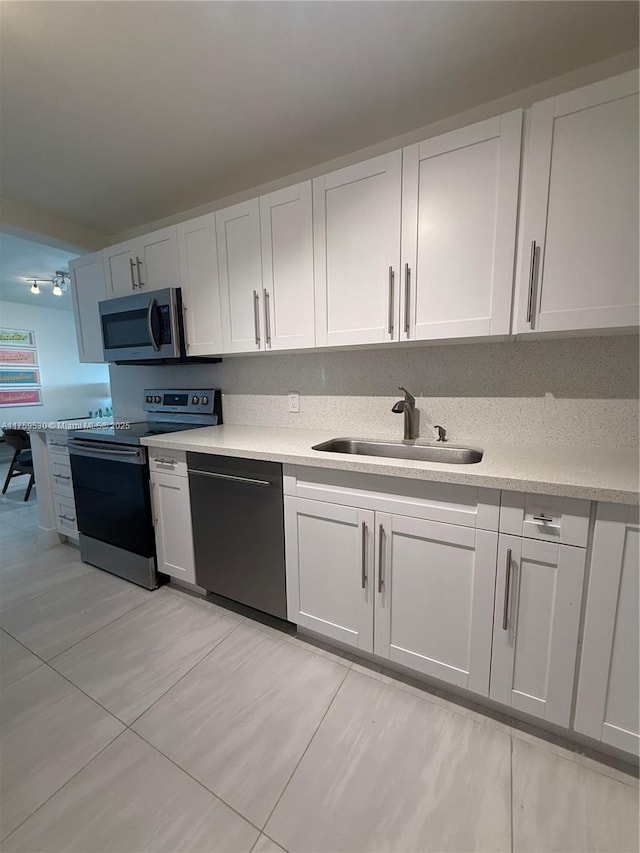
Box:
[288,392,300,413]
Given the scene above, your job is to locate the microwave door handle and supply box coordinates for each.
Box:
[147,298,161,351]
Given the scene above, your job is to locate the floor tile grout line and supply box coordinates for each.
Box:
[125,619,244,728]
[2,580,162,663]
[132,728,265,839]
[0,727,126,846]
[259,664,352,835]
[0,561,94,617]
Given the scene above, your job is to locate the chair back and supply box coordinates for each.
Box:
[2,429,31,453]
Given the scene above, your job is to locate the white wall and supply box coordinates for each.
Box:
[0,301,110,425]
[109,335,639,450]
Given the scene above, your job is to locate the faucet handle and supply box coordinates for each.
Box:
[434,424,447,442]
[398,386,415,405]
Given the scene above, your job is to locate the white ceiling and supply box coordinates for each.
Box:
[1,1,638,236]
[0,233,77,312]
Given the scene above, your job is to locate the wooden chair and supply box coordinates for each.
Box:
[1,429,35,501]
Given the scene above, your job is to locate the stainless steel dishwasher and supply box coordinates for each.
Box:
[187,453,287,620]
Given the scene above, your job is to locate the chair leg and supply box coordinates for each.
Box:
[2,450,20,494]
[24,474,35,502]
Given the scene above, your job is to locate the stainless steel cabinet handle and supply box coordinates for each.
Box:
[59,513,76,523]
[49,441,67,447]
[502,548,512,631]
[155,458,177,466]
[404,263,411,336]
[253,290,261,347]
[263,288,271,346]
[136,257,145,288]
[54,474,71,480]
[129,258,137,289]
[361,521,367,589]
[188,469,271,487]
[377,523,384,593]
[533,513,553,523]
[388,267,394,336]
[526,241,537,324]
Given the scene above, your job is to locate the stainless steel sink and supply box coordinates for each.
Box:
[312,438,484,464]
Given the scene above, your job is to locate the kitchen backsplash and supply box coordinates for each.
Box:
[109,335,639,449]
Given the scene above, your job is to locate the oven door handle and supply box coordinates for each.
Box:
[147,298,161,351]
[70,442,145,464]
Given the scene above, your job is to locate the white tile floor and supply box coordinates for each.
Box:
[0,470,638,852]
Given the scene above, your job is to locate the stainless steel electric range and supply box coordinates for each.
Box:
[68,388,222,589]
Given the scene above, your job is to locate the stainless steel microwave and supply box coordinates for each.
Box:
[99,287,186,362]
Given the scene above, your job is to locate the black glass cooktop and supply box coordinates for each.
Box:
[69,421,211,446]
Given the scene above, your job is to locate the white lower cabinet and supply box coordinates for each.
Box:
[574,503,639,756]
[374,513,498,694]
[285,498,375,652]
[490,534,586,728]
[150,468,196,584]
[285,495,498,694]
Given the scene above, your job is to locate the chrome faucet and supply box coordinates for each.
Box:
[392,387,419,440]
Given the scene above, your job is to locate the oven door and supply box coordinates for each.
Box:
[99,288,182,362]
[69,441,155,558]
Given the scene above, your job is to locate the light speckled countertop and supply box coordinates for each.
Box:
[141,425,639,504]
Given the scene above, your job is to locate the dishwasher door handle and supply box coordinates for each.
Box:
[188,469,271,487]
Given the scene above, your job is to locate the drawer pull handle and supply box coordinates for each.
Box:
[155,458,177,466]
[533,514,554,523]
[361,521,367,589]
[54,474,71,480]
[59,513,76,523]
[502,548,512,631]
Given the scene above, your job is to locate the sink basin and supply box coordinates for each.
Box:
[312,438,483,464]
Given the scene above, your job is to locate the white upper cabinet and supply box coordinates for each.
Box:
[402,111,522,340]
[490,535,586,728]
[313,152,402,347]
[69,251,108,363]
[176,214,223,356]
[260,181,315,351]
[515,71,639,334]
[574,503,639,756]
[216,199,264,353]
[104,226,180,297]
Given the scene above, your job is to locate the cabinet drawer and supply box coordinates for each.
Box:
[499,492,591,547]
[149,448,187,477]
[54,495,78,537]
[50,457,74,498]
[47,433,70,456]
[285,465,499,530]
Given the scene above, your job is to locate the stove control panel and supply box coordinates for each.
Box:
[143,388,220,417]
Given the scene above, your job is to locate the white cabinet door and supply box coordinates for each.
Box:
[285,497,374,652]
[574,503,639,756]
[177,214,223,356]
[402,111,522,340]
[151,471,196,584]
[260,181,315,351]
[216,198,264,353]
[69,251,107,363]
[104,240,138,296]
[314,152,402,347]
[490,535,585,727]
[374,513,498,695]
[515,71,639,334]
[136,226,180,291]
